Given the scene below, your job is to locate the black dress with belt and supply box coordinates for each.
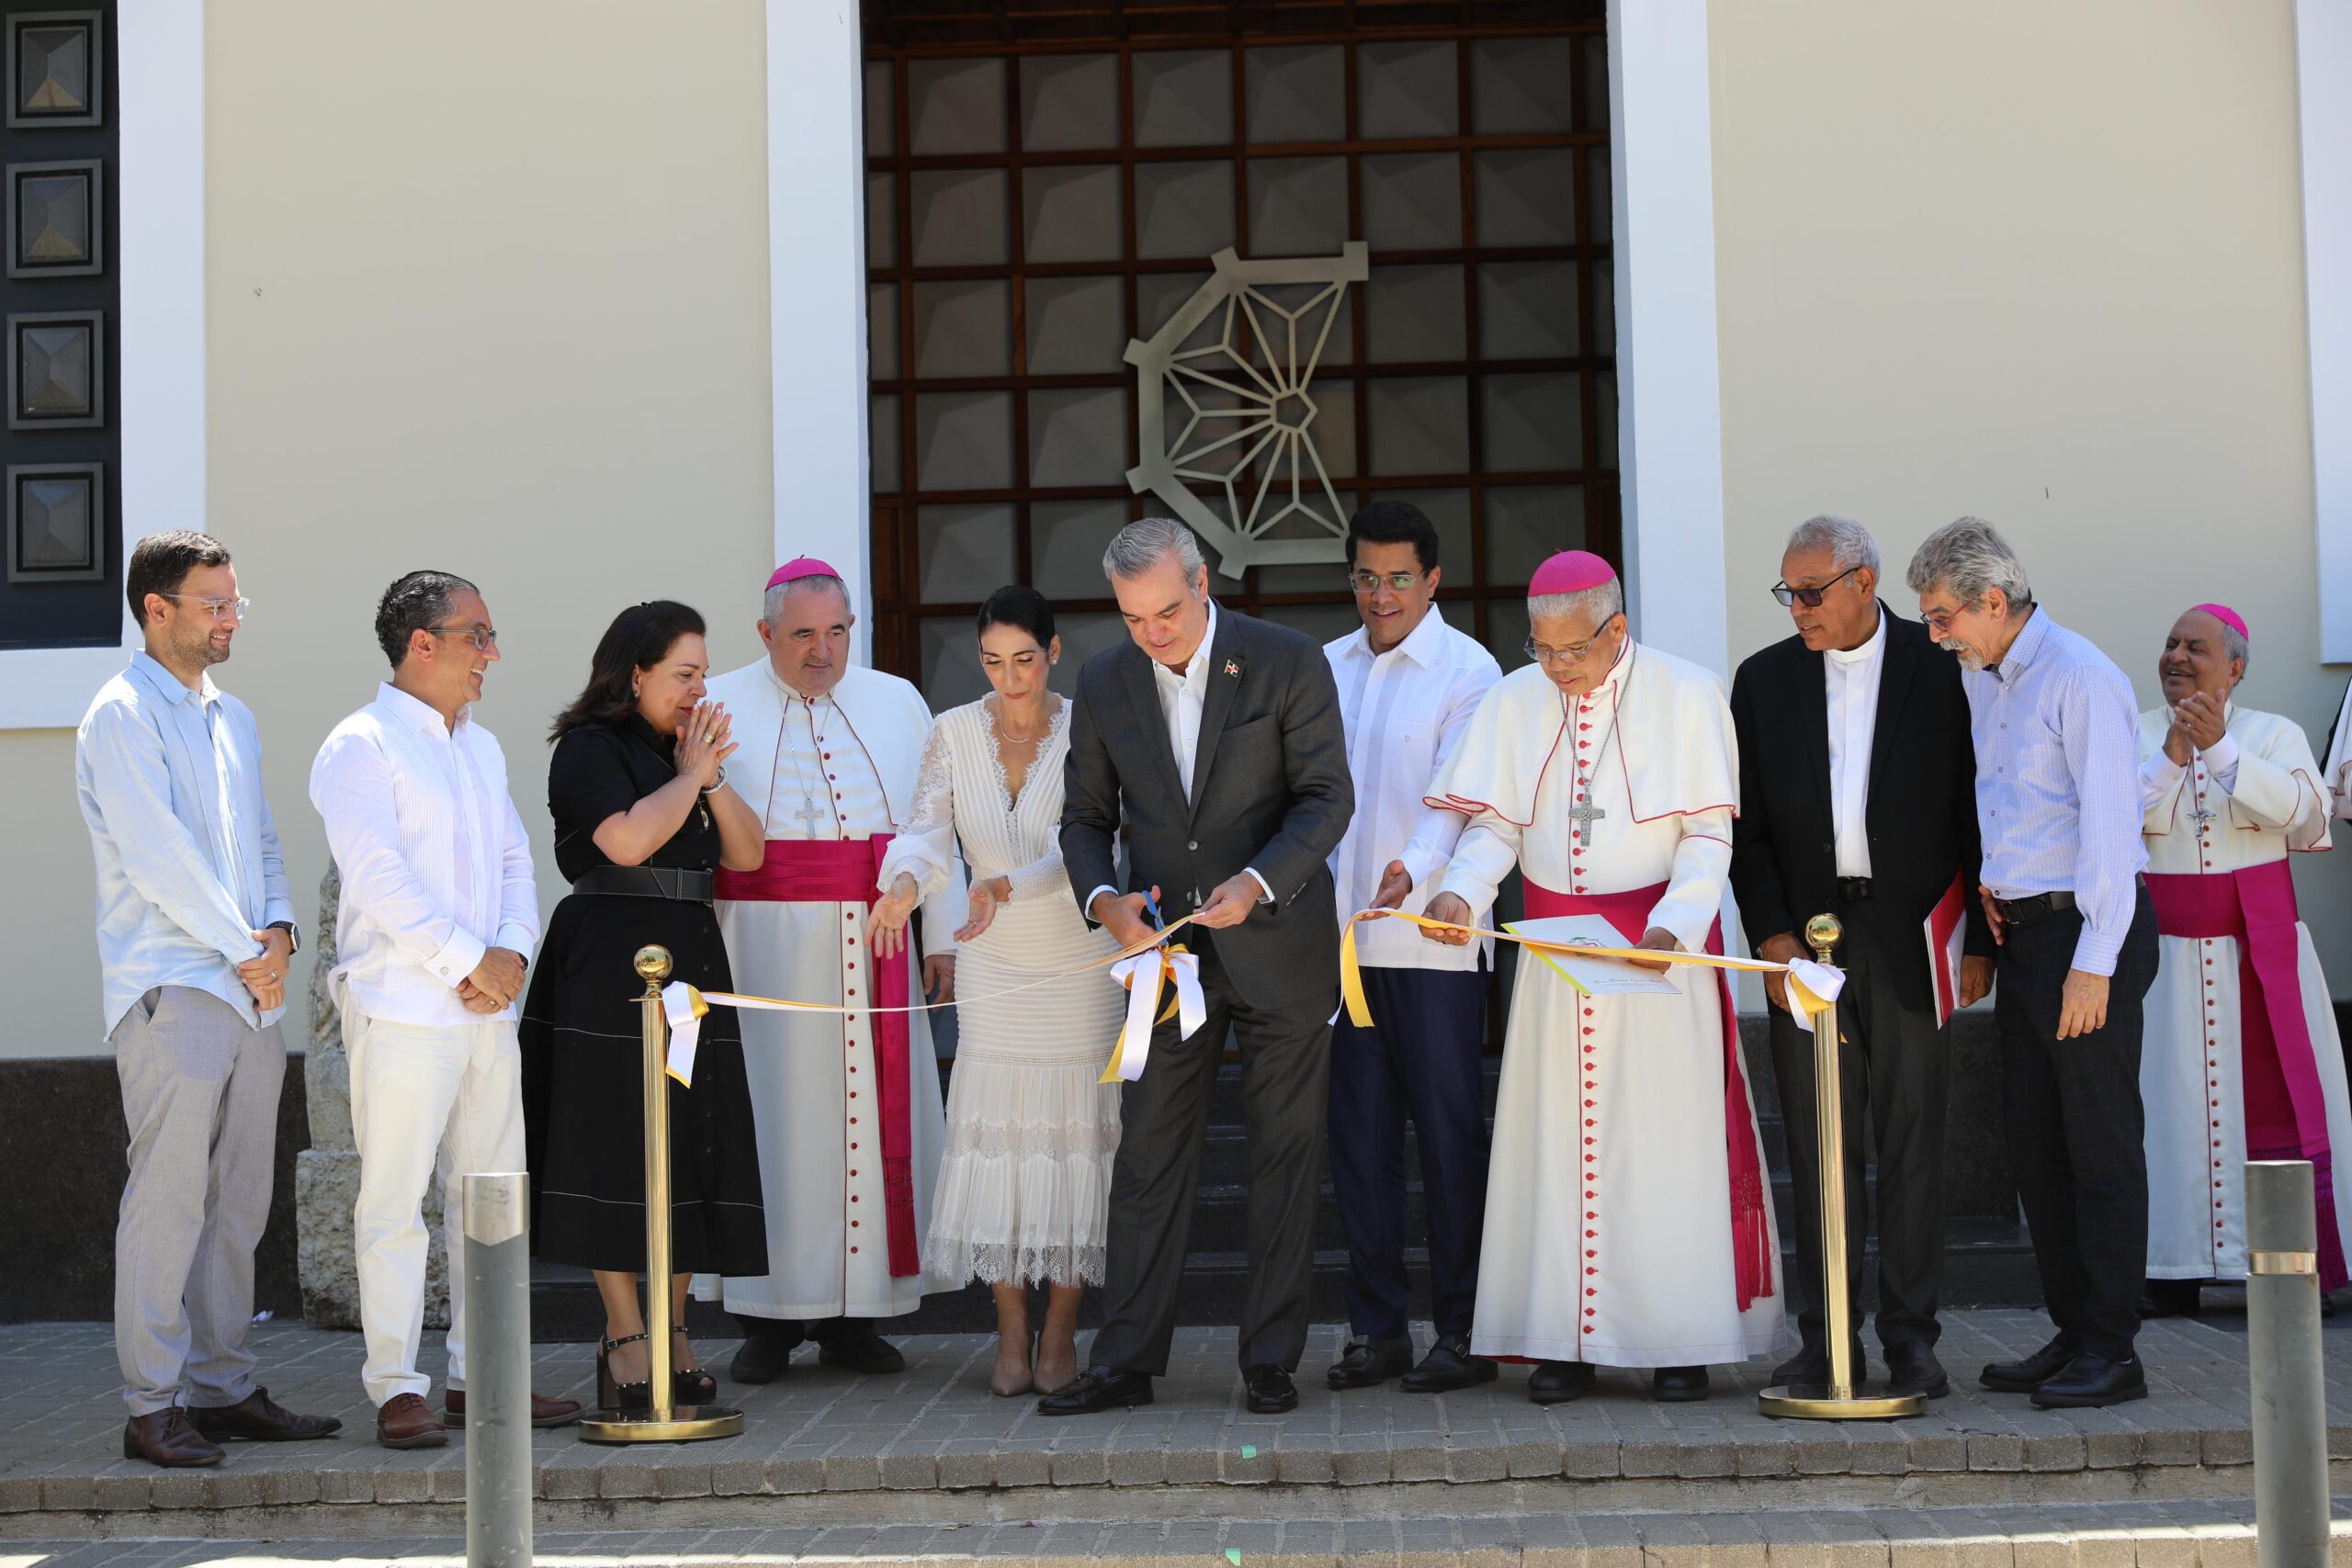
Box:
[521,716,768,1275]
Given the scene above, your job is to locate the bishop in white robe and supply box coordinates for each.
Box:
[701,561,958,1377]
[2134,604,2350,1307]
[1419,552,1782,1404]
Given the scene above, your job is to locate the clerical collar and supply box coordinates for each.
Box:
[1825,605,1886,666]
[1578,633,1633,701]
[763,659,837,706]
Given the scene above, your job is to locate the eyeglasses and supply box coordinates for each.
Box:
[161,593,250,621]
[1347,569,1426,594]
[1524,629,1609,665]
[1918,595,1984,632]
[424,626,500,651]
[1770,565,1862,607]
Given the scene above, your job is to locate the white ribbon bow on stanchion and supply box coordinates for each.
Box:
[660,981,705,1087]
[1784,959,1846,1032]
[1101,942,1206,1084]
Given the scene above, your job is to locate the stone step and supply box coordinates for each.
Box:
[14,1499,2350,1565]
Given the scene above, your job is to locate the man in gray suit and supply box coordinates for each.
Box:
[1043,517,1353,1416]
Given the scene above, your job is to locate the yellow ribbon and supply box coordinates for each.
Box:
[1340,908,1839,1029]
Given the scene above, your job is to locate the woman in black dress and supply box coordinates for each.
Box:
[522,601,769,1411]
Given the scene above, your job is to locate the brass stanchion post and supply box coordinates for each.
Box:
[580,946,744,1443]
[1758,914,1925,1420]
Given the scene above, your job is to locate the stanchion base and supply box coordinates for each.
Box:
[1757,1384,1926,1421]
[578,1404,745,1444]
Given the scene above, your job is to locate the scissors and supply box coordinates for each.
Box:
[1142,888,1168,942]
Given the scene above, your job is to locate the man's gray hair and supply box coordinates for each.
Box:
[1529,575,1624,629]
[1102,516,1205,582]
[1785,513,1881,576]
[763,572,849,625]
[1905,516,2032,612]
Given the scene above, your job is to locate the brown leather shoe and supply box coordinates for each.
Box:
[122,1406,225,1468]
[188,1386,343,1443]
[375,1392,448,1449]
[445,1388,583,1429]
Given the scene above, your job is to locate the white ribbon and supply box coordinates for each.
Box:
[661,981,702,1087]
[1785,958,1847,1034]
[1102,947,1206,1083]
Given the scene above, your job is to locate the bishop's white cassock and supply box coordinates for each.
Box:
[2324,677,2352,819]
[1428,641,1784,1367]
[700,659,958,1321]
[2137,704,2351,1291]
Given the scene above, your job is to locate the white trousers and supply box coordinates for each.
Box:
[346,1010,526,1405]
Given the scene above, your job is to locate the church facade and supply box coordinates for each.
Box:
[0,0,2343,1069]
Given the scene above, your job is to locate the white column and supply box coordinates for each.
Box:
[765,0,875,660]
[2297,0,2351,661]
[1605,0,1728,678]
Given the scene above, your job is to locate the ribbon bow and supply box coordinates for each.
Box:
[659,981,710,1086]
[1782,959,1845,1032]
[1102,942,1206,1084]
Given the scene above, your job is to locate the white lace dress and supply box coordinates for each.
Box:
[878,698,1124,1288]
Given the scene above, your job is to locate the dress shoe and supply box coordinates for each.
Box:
[1326,1335,1413,1390]
[1770,1342,1867,1390]
[1243,1364,1299,1415]
[446,1388,584,1428]
[375,1392,447,1450]
[1979,1333,2080,1393]
[187,1386,342,1442]
[729,1330,799,1384]
[2030,1352,2147,1408]
[814,1321,907,1375]
[1400,1334,1498,1394]
[1035,1364,1154,1416]
[1881,1342,1951,1400]
[2139,1279,2203,1318]
[1651,1365,1710,1403]
[1527,1360,1596,1404]
[122,1407,224,1468]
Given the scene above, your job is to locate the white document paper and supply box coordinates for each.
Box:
[1504,914,1682,997]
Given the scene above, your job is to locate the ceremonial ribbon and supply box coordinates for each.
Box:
[1102,942,1208,1084]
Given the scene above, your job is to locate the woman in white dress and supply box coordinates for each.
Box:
[868,587,1124,1395]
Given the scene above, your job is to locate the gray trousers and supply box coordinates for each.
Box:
[111,985,284,1416]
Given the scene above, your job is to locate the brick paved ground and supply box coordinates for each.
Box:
[0,1308,2345,1549]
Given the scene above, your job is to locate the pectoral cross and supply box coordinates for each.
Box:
[793,795,826,837]
[1568,792,1607,847]
[2188,804,2217,832]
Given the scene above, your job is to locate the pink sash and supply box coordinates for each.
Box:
[1523,877,1775,1310]
[716,838,921,1279]
[2145,861,2345,1290]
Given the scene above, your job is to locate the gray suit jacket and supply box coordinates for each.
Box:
[1060,606,1352,1010]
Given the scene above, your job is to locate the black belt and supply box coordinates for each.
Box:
[1833,876,1873,903]
[1992,889,2077,929]
[571,865,715,905]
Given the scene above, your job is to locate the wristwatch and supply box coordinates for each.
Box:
[267,919,300,954]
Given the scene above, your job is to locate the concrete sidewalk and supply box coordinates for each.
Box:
[0,1308,2345,1547]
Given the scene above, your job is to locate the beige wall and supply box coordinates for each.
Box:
[1708,0,2350,990]
[0,0,776,1057]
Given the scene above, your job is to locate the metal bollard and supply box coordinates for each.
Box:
[461,1171,533,1568]
[2245,1160,2329,1568]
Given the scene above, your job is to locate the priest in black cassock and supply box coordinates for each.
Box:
[1729,515,1992,1401]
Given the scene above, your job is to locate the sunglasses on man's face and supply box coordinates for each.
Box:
[1770,564,1862,608]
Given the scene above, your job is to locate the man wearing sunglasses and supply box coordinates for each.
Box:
[1906,518,2156,1408]
[1728,515,1992,1403]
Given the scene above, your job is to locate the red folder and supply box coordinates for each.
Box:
[1926,873,1968,1026]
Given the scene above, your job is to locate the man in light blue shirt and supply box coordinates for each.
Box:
[1908,517,2158,1411]
[74,531,340,1468]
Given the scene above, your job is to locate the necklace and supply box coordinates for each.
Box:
[1566,648,1631,848]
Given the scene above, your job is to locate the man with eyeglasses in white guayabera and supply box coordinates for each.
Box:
[75,532,344,1467]
[311,570,582,1448]
[1318,501,1501,1398]
[1417,549,1785,1406]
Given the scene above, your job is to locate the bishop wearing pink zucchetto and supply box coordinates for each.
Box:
[699,558,962,1383]
[1417,549,1785,1405]
[2133,603,2352,1318]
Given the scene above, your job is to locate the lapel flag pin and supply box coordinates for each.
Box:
[1224,660,1240,677]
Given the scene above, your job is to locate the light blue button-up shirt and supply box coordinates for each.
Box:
[75,651,293,1034]
[1964,605,2145,976]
